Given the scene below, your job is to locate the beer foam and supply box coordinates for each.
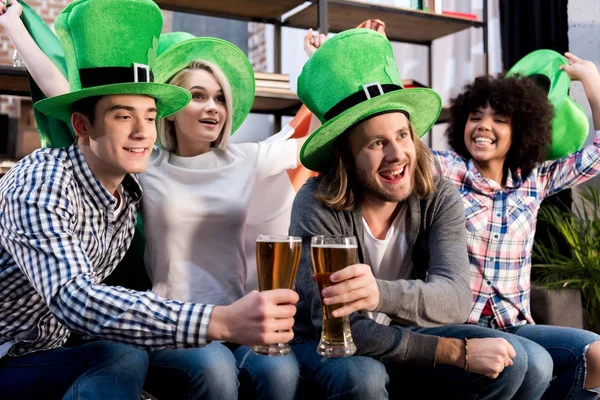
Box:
[311,244,358,249]
[256,237,302,242]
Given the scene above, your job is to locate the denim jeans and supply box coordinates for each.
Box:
[0,340,148,400]
[293,323,552,400]
[145,342,301,400]
[144,342,239,400]
[233,345,301,400]
[508,323,600,400]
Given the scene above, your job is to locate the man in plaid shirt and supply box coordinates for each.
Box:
[0,0,298,398]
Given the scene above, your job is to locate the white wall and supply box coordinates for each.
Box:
[567,0,600,204]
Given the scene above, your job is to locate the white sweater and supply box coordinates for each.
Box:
[140,138,298,305]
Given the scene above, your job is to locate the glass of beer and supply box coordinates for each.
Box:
[311,235,358,357]
[253,234,302,356]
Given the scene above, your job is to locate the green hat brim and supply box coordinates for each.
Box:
[34,82,191,122]
[301,88,441,172]
[154,38,255,134]
[507,49,589,160]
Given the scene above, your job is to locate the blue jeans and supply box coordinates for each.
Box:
[293,323,552,400]
[0,340,148,400]
[233,345,301,400]
[145,342,301,400]
[507,323,600,400]
[144,342,239,400]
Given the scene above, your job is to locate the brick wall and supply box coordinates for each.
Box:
[0,0,71,121]
[248,22,266,72]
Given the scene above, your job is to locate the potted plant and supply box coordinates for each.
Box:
[533,186,600,332]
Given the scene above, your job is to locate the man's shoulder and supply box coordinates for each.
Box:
[292,178,339,217]
[1,148,74,193]
[295,177,319,198]
[293,178,328,212]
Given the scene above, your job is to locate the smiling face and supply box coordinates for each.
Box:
[464,103,513,169]
[348,112,416,203]
[73,94,157,190]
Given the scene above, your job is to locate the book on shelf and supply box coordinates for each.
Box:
[255,79,290,90]
[255,87,297,97]
[254,71,289,82]
[402,78,427,88]
[441,10,478,20]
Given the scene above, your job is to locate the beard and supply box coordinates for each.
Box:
[355,163,415,203]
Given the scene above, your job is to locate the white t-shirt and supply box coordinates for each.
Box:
[362,205,413,325]
[139,139,298,305]
[113,184,124,219]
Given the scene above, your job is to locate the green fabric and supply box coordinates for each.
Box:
[297,28,441,172]
[154,32,255,134]
[507,49,589,160]
[19,0,150,289]
[20,0,74,148]
[33,0,190,122]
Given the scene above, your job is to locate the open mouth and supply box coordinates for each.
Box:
[199,118,218,126]
[124,147,148,155]
[473,137,495,146]
[378,165,406,182]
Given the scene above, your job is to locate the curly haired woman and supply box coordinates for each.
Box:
[434,54,600,400]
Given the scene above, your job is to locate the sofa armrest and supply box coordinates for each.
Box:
[530,285,583,329]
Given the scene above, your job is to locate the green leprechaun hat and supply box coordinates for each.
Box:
[298,28,442,172]
[154,32,255,135]
[34,0,191,122]
[507,49,589,160]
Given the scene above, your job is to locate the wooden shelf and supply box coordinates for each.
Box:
[154,0,305,21]
[285,0,483,44]
[253,88,301,116]
[0,66,29,97]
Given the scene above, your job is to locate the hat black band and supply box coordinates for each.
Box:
[324,83,402,121]
[79,65,154,88]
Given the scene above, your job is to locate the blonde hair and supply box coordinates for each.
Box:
[157,60,234,152]
[315,121,439,211]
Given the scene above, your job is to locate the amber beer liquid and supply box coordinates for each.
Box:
[256,240,301,291]
[253,235,302,356]
[311,240,358,357]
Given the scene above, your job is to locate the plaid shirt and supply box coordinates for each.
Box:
[433,130,600,329]
[0,145,212,357]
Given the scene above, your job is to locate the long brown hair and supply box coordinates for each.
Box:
[315,121,439,211]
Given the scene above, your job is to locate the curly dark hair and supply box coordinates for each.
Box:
[445,72,553,179]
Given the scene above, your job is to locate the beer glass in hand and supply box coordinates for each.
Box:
[311,235,358,357]
[253,234,302,356]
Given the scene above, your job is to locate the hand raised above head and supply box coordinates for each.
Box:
[303,28,328,58]
[560,52,600,82]
[0,0,23,29]
[359,18,387,38]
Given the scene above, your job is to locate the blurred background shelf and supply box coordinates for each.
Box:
[154,0,305,21]
[284,0,483,44]
[0,66,29,97]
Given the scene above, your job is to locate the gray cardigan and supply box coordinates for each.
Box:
[289,177,471,369]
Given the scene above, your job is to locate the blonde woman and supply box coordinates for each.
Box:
[1,3,304,397]
[141,32,305,399]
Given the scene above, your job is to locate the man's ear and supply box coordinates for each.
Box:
[71,112,92,142]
